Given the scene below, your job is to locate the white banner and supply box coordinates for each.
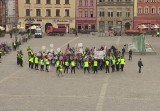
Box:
[94,51,104,59]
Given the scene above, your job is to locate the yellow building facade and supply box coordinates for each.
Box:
[18,0,75,33]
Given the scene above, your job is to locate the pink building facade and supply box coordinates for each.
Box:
[75,0,97,33]
[134,0,160,31]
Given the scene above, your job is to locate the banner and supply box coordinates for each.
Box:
[94,51,104,59]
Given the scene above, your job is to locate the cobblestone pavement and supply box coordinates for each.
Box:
[0,34,160,111]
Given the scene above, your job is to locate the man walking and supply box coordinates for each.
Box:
[138,58,143,73]
[128,49,132,60]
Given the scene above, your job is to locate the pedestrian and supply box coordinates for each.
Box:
[19,53,24,67]
[58,64,63,76]
[64,59,69,73]
[84,59,90,74]
[122,47,125,57]
[34,56,39,70]
[56,59,60,73]
[120,56,125,71]
[17,51,20,65]
[115,57,120,71]
[105,59,110,73]
[29,56,34,68]
[93,59,98,74]
[40,58,44,71]
[45,58,50,72]
[10,31,12,38]
[128,49,132,60]
[71,59,76,74]
[138,58,143,73]
[111,58,115,72]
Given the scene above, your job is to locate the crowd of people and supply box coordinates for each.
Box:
[25,45,131,76]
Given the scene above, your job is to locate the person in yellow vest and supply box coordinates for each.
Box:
[120,56,125,72]
[111,57,116,72]
[115,57,120,71]
[64,59,69,73]
[34,56,39,70]
[17,51,20,65]
[71,59,76,74]
[29,56,34,68]
[45,58,50,72]
[19,53,24,67]
[58,64,63,76]
[105,59,110,73]
[84,59,90,74]
[39,58,45,71]
[93,59,98,74]
[56,59,60,73]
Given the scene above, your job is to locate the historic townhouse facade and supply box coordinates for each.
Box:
[75,0,97,32]
[18,0,75,33]
[97,0,134,33]
[134,0,160,30]
[0,0,6,28]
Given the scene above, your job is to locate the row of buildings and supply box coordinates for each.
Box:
[0,0,160,33]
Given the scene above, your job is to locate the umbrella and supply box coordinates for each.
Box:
[0,26,5,30]
[151,25,159,29]
[138,24,148,29]
[29,25,37,29]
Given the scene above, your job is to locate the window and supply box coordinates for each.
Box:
[90,10,93,17]
[125,0,131,2]
[91,24,95,31]
[108,11,113,17]
[46,9,51,16]
[126,8,130,17]
[56,0,60,4]
[158,7,160,14]
[108,0,113,2]
[90,0,93,6]
[26,9,30,16]
[65,0,69,4]
[65,9,69,16]
[46,0,51,4]
[85,0,88,6]
[99,0,105,2]
[85,11,88,17]
[151,7,156,14]
[151,0,156,2]
[26,0,30,4]
[117,11,122,17]
[144,7,149,14]
[79,11,82,17]
[117,0,122,2]
[36,0,41,4]
[36,9,41,16]
[145,0,149,2]
[138,7,142,14]
[99,8,105,17]
[56,9,60,16]
[79,0,82,6]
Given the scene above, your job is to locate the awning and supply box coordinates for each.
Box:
[151,24,159,29]
[0,26,5,30]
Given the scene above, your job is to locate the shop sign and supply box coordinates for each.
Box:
[57,19,69,22]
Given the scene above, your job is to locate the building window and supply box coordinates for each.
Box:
[108,0,114,2]
[126,11,130,17]
[85,11,88,17]
[65,9,69,16]
[36,0,41,4]
[151,0,156,2]
[90,0,93,6]
[145,0,149,2]
[26,9,30,16]
[151,7,156,14]
[117,0,122,2]
[36,9,41,16]
[144,7,149,14]
[46,0,51,4]
[117,10,122,17]
[84,24,88,30]
[65,0,69,4]
[108,11,113,17]
[85,0,88,6]
[46,9,51,16]
[138,7,142,14]
[79,11,82,17]
[159,7,160,14]
[79,0,82,6]
[99,0,105,2]
[56,0,60,4]
[91,24,95,31]
[125,0,131,2]
[99,11,104,17]
[26,0,30,4]
[56,9,60,16]
[90,11,93,18]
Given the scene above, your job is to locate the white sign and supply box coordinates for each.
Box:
[50,44,54,48]
[94,51,104,59]
[42,46,46,50]
[57,48,60,52]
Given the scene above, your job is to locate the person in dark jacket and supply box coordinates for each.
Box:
[138,58,143,73]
